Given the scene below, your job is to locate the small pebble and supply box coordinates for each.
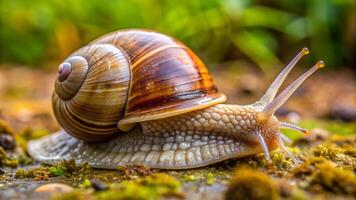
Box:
[310,128,330,140]
[91,179,108,191]
[34,183,73,193]
[0,134,16,150]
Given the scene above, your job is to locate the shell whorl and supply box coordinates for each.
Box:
[53,44,130,141]
[55,56,89,100]
[52,30,226,141]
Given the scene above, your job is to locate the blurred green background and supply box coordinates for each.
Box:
[0,0,355,71]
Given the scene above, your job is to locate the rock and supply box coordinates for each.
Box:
[90,179,108,191]
[0,134,16,150]
[329,105,356,122]
[34,183,73,193]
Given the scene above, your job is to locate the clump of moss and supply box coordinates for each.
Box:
[206,172,216,185]
[245,150,295,171]
[96,173,182,200]
[49,165,67,176]
[0,146,19,167]
[312,143,355,170]
[116,165,154,179]
[313,144,341,160]
[15,167,51,181]
[293,156,356,196]
[292,156,326,178]
[54,173,182,200]
[15,159,91,180]
[225,167,280,200]
[181,174,198,182]
[311,161,356,196]
[343,146,356,157]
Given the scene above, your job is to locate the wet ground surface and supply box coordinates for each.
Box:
[0,66,355,200]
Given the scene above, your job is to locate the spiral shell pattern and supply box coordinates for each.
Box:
[93,30,226,130]
[53,44,130,141]
[53,30,226,141]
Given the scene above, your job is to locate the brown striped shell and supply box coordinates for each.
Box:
[53,30,226,141]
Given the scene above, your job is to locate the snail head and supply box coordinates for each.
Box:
[251,48,325,163]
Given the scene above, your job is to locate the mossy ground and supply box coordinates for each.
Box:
[0,119,355,200]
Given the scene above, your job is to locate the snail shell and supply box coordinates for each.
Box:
[53,30,226,141]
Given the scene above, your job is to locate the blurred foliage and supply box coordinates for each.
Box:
[283,119,356,140]
[0,0,355,70]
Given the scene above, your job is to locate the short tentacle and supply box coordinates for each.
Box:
[256,131,271,161]
[277,135,299,164]
[280,121,308,135]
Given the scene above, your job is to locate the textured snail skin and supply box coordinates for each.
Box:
[28,104,279,169]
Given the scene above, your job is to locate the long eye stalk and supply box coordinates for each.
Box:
[260,61,325,119]
[257,48,309,105]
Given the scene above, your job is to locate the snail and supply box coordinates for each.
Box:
[28,30,324,169]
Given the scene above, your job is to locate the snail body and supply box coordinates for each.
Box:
[28,30,324,169]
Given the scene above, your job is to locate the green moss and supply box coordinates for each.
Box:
[95,173,182,200]
[15,159,92,180]
[181,174,198,182]
[14,169,27,178]
[313,144,341,160]
[49,165,67,176]
[311,161,356,196]
[245,150,295,171]
[15,167,50,181]
[79,179,92,189]
[206,172,216,185]
[0,147,19,167]
[343,146,356,157]
[293,157,356,196]
[225,167,280,200]
[293,156,328,177]
[312,142,355,170]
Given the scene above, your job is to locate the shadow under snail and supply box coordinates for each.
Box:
[28,30,325,169]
